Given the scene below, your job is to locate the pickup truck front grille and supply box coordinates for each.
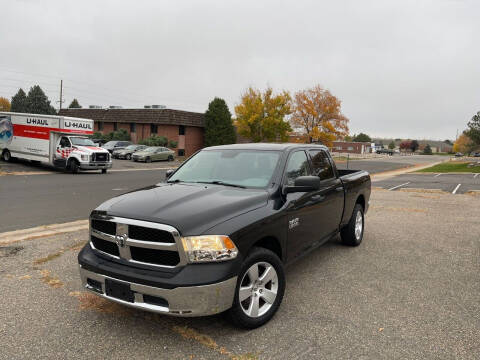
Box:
[92,153,109,162]
[89,216,186,268]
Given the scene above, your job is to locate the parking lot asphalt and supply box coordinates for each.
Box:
[373,173,480,194]
[1,189,479,359]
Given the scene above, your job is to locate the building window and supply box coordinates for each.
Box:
[98,122,103,131]
[347,146,354,151]
[113,122,118,131]
[178,149,185,156]
[151,124,158,134]
[130,123,136,132]
[179,125,185,135]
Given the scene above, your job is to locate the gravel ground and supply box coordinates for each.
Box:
[1,189,479,359]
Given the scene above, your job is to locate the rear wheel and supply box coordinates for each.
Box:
[126,154,131,160]
[146,157,151,163]
[340,203,364,246]
[2,149,11,162]
[227,247,285,329]
[168,155,174,162]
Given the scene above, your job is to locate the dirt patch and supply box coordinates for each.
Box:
[33,240,87,265]
[411,194,440,199]
[370,206,428,213]
[69,291,133,316]
[0,246,23,258]
[398,188,446,194]
[39,269,63,288]
[172,325,257,360]
[466,191,480,197]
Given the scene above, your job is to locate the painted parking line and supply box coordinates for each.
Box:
[388,182,410,191]
[452,184,461,194]
[474,173,479,179]
[434,173,442,177]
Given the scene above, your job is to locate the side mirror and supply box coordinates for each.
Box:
[283,176,320,195]
[165,169,175,179]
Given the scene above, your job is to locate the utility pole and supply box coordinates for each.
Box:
[58,79,64,110]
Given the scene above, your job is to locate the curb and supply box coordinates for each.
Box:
[371,161,444,180]
[0,220,89,246]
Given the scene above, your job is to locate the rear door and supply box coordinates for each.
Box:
[308,149,344,239]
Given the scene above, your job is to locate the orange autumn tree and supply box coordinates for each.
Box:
[291,85,349,146]
[0,97,11,111]
[453,133,473,153]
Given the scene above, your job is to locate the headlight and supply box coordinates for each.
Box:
[181,235,238,262]
[81,154,89,161]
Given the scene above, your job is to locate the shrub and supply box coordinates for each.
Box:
[138,134,168,147]
[168,140,178,148]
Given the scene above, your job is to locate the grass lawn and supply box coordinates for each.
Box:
[417,162,480,173]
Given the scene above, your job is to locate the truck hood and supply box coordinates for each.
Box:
[95,183,269,235]
[73,145,109,154]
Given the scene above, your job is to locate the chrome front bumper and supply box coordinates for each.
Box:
[79,266,237,317]
[79,162,112,170]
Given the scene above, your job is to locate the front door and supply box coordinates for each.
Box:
[54,136,72,165]
[284,150,318,262]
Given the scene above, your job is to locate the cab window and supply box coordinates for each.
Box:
[285,151,310,186]
[59,137,71,148]
[309,150,335,180]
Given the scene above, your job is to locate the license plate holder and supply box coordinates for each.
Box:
[105,279,134,303]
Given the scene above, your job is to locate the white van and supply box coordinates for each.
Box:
[0,112,112,173]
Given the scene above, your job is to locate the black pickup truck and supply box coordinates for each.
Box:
[78,143,371,328]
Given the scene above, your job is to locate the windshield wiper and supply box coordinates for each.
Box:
[167,179,183,183]
[196,180,246,189]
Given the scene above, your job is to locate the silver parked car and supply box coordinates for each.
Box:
[113,144,147,160]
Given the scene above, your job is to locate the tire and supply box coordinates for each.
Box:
[126,154,131,160]
[340,203,364,246]
[227,247,285,329]
[2,149,11,162]
[101,169,107,174]
[69,159,79,174]
[168,155,174,162]
[146,157,151,163]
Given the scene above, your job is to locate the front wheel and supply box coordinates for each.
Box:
[168,155,174,162]
[126,154,131,160]
[101,169,107,174]
[69,159,79,174]
[146,157,151,163]
[2,149,11,162]
[227,247,285,329]
[340,204,364,246]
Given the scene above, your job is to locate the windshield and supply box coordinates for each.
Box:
[168,149,281,188]
[104,141,116,147]
[70,137,95,146]
[143,147,157,153]
[125,145,137,150]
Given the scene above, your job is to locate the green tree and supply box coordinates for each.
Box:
[69,98,82,108]
[423,144,433,155]
[25,85,56,115]
[235,87,292,142]
[410,140,419,152]
[0,97,11,111]
[352,133,372,142]
[10,88,27,113]
[138,134,168,146]
[204,97,236,146]
[467,111,480,145]
[388,141,395,149]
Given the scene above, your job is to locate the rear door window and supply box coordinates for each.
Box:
[309,150,335,181]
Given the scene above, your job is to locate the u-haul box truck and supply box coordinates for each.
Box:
[0,112,112,173]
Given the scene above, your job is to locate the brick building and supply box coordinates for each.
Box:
[331,141,372,154]
[59,108,204,156]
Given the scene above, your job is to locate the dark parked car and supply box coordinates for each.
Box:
[102,141,133,154]
[455,152,464,157]
[78,143,371,328]
[376,149,394,155]
[113,145,147,160]
[470,152,480,157]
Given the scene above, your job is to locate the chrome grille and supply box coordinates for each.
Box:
[89,216,186,268]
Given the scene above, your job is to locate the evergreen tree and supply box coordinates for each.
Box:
[205,97,236,146]
[352,133,372,142]
[69,98,82,108]
[10,88,27,113]
[388,141,395,149]
[410,140,419,152]
[423,144,432,155]
[25,85,56,115]
[467,111,480,145]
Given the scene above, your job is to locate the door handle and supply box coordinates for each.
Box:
[335,187,344,192]
[311,195,324,202]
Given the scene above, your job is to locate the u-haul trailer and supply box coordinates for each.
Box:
[0,112,112,173]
